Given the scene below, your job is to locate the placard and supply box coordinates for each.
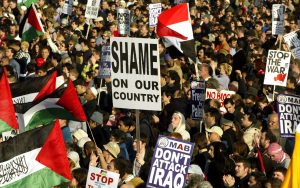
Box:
[85,0,101,19]
[191,80,205,120]
[117,8,130,35]
[86,166,120,188]
[2,129,18,141]
[272,4,285,35]
[205,89,235,107]
[62,0,73,15]
[277,94,300,137]
[263,50,291,86]
[98,45,111,78]
[147,136,194,188]
[149,3,162,27]
[110,37,161,111]
[283,30,300,59]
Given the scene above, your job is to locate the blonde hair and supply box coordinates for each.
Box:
[221,63,232,76]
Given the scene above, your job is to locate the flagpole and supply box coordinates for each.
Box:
[135,109,140,153]
[97,79,103,106]
[86,121,97,147]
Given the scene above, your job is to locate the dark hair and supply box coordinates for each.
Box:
[235,156,251,169]
[273,166,287,176]
[224,98,235,106]
[72,168,88,188]
[114,159,132,178]
[232,141,249,158]
[206,107,221,125]
[263,130,277,143]
[111,129,127,143]
[118,116,134,127]
[194,132,208,149]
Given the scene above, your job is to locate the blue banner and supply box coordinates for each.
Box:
[277,94,300,137]
[191,80,205,120]
[98,45,111,78]
[147,135,194,188]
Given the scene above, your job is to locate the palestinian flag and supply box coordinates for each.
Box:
[0,120,72,187]
[0,68,18,134]
[11,72,64,104]
[157,3,195,61]
[15,80,87,131]
[19,4,44,41]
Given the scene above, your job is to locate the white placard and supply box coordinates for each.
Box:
[62,0,73,15]
[272,4,285,35]
[2,130,17,141]
[86,166,120,188]
[85,0,101,19]
[110,37,161,111]
[283,30,300,59]
[149,3,162,27]
[263,50,291,87]
[117,8,130,35]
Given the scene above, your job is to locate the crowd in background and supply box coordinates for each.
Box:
[0,0,300,187]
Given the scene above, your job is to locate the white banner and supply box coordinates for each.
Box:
[272,4,285,35]
[62,0,73,15]
[283,30,300,59]
[85,0,101,19]
[110,37,161,111]
[263,50,291,87]
[86,166,120,188]
[149,3,161,27]
[117,8,130,35]
[205,89,235,112]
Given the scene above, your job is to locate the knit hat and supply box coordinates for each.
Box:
[73,129,88,141]
[90,111,103,125]
[267,143,285,162]
[104,142,120,158]
[206,126,223,137]
[90,87,98,98]
[68,151,80,169]
[188,164,204,177]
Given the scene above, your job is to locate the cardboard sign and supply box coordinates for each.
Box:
[98,45,111,78]
[205,89,235,107]
[277,94,300,137]
[191,81,205,120]
[62,0,73,15]
[283,30,300,59]
[263,50,291,86]
[110,37,161,111]
[272,4,285,35]
[86,166,120,188]
[117,9,130,35]
[85,0,100,19]
[149,3,162,27]
[147,136,194,188]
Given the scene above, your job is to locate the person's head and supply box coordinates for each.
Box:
[267,143,285,163]
[83,141,95,158]
[171,111,185,130]
[133,133,148,151]
[208,141,227,159]
[206,126,223,143]
[204,107,221,127]
[84,87,98,101]
[89,111,103,128]
[273,167,287,182]
[103,141,120,162]
[244,94,256,108]
[70,168,88,188]
[41,47,50,59]
[200,63,213,80]
[194,132,208,151]
[257,96,269,111]
[264,177,283,188]
[260,130,277,149]
[118,116,134,133]
[241,112,256,128]
[113,159,133,180]
[268,113,279,129]
[235,157,250,179]
[232,141,250,158]
[168,132,183,140]
[224,98,235,113]
[5,47,15,59]
[248,171,266,187]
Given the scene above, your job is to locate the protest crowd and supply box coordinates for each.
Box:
[0,0,300,187]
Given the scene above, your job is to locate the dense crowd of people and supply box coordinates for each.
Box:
[1,0,300,187]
